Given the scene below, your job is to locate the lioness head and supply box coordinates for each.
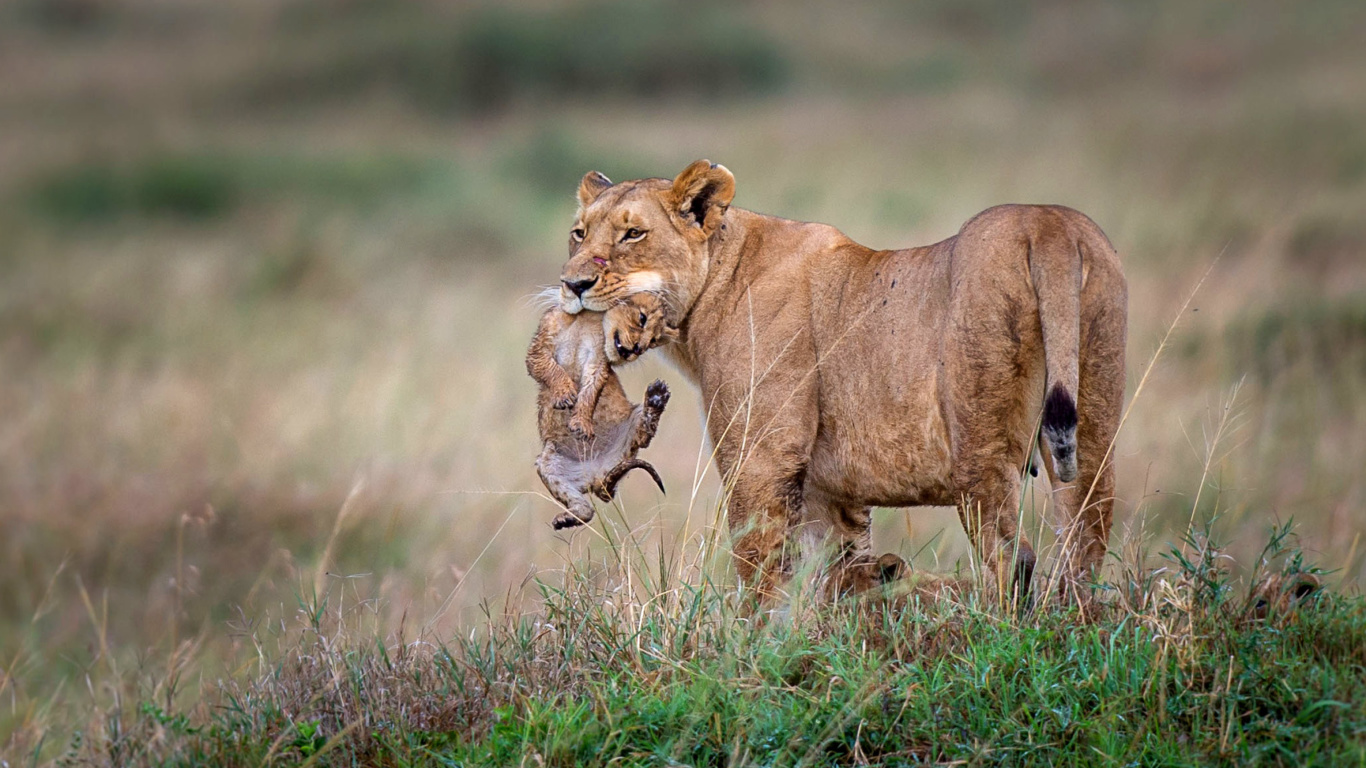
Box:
[559,160,735,322]
[603,292,677,365]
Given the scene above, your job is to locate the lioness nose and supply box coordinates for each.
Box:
[563,276,598,297]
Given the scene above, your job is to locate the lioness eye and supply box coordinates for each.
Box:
[571,227,585,242]
[622,227,645,242]
[638,311,648,326]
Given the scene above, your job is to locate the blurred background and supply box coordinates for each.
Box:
[2,0,1365,748]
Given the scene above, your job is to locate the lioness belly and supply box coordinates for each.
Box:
[808,372,956,507]
[806,245,957,507]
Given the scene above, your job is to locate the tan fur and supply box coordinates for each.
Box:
[1245,571,1322,620]
[527,293,676,530]
[556,162,1128,600]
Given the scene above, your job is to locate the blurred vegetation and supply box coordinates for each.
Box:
[249,1,788,114]
[30,156,238,221]
[26,153,447,223]
[1221,298,1366,384]
[506,127,656,196]
[1177,292,1366,386]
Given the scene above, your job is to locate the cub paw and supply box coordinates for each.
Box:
[552,509,592,530]
[568,412,595,439]
[551,385,577,410]
[644,380,671,411]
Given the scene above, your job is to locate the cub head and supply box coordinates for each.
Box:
[603,292,678,365]
[1246,571,1322,620]
[559,160,735,323]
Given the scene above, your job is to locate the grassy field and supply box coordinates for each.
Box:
[2,0,1365,764]
[31,528,1366,766]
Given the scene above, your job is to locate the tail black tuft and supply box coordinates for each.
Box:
[1042,384,1079,482]
[1043,384,1078,436]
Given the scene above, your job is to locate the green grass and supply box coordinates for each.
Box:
[32,526,1366,767]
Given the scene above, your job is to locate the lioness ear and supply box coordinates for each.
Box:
[578,171,613,208]
[669,159,735,235]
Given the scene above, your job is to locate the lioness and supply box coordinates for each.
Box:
[556,162,1127,601]
[527,291,675,530]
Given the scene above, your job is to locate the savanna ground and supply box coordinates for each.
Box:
[1,1,1365,765]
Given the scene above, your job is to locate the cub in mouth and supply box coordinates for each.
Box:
[526,291,676,530]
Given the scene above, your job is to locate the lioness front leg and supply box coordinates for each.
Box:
[721,442,813,604]
[727,475,798,604]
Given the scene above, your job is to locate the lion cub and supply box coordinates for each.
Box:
[526,292,676,530]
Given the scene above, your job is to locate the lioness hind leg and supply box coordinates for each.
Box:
[942,278,1042,605]
[956,473,1037,605]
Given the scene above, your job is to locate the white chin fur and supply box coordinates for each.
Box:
[626,271,665,293]
[560,295,584,314]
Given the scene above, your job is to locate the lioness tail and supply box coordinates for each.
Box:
[1029,211,1082,482]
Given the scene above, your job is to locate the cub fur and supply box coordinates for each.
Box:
[526,292,676,530]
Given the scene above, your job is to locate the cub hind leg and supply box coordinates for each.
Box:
[628,379,670,454]
[593,380,672,502]
[535,445,596,530]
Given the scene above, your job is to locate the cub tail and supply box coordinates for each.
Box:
[595,459,666,502]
